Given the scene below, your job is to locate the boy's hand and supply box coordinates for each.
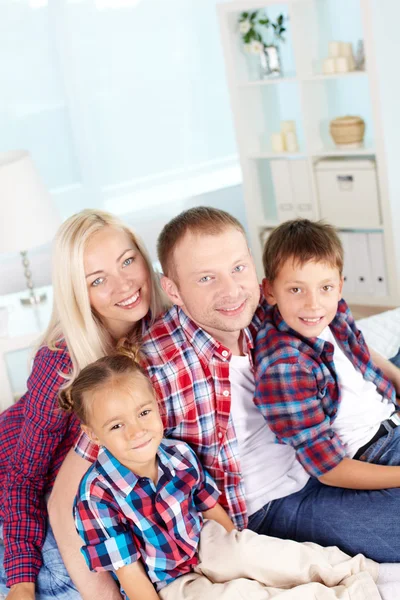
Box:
[116,560,159,600]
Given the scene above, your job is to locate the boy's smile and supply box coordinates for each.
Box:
[263,258,344,338]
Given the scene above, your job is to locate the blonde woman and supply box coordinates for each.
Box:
[0,209,169,600]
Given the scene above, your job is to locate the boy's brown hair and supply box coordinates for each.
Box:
[157,206,247,280]
[262,219,344,281]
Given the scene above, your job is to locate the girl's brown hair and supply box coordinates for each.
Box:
[59,346,147,425]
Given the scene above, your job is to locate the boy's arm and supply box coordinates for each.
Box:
[202,503,235,532]
[116,561,159,600]
[255,360,347,479]
[369,347,400,395]
[319,456,400,489]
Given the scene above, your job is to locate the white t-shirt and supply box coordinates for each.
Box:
[318,326,394,457]
[229,354,309,516]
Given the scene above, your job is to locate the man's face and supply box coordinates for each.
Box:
[162,226,260,349]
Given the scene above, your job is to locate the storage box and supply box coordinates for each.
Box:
[314,159,381,227]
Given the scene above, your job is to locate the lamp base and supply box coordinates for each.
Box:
[20,292,47,306]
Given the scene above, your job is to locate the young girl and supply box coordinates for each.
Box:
[60,352,382,600]
[0,209,169,600]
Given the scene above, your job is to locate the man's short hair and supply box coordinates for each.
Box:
[262,219,344,281]
[157,206,246,279]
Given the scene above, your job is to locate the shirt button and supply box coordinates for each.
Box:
[221,350,229,357]
[218,432,223,439]
[223,390,230,397]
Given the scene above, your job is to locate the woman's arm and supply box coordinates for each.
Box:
[2,346,75,589]
[48,449,123,600]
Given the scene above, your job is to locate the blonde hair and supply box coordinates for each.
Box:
[39,209,169,380]
[157,206,247,280]
[262,219,344,281]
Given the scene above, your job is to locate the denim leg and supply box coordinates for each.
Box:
[0,522,81,599]
[389,349,400,368]
[258,478,400,563]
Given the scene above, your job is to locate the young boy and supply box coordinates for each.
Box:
[255,218,400,493]
[62,353,382,600]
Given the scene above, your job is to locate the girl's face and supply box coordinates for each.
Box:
[84,226,151,339]
[82,372,164,478]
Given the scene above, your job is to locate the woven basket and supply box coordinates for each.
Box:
[330,116,365,146]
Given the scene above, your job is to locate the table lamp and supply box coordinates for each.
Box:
[0,150,60,305]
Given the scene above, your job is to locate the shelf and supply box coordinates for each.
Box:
[312,147,375,158]
[302,70,368,83]
[248,152,306,160]
[238,76,297,88]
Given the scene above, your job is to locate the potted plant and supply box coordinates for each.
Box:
[238,10,287,78]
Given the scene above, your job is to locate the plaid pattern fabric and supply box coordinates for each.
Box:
[75,298,267,530]
[0,343,79,586]
[254,299,397,478]
[74,439,220,591]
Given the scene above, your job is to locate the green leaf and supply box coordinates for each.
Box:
[258,18,270,26]
[278,14,284,25]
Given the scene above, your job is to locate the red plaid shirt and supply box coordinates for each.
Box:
[254,299,397,478]
[0,343,79,587]
[76,299,267,530]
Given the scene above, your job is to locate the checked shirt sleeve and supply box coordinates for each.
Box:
[74,487,139,573]
[184,445,221,512]
[255,359,346,478]
[2,345,73,586]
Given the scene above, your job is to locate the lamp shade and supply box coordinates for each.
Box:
[0,150,60,254]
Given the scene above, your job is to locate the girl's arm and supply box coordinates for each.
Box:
[116,561,159,600]
[202,503,235,532]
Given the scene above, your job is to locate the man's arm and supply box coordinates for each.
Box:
[47,449,123,600]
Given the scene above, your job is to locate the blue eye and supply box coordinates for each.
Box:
[233,265,245,273]
[123,256,135,267]
[199,275,211,283]
[91,277,104,287]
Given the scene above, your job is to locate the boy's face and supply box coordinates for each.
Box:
[82,373,163,478]
[263,258,344,338]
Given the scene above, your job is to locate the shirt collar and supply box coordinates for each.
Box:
[177,306,253,362]
[96,440,193,497]
[271,304,334,357]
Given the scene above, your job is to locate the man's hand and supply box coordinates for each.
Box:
[6,582,35,600]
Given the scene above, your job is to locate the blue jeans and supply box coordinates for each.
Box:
[0,522,80,599]
[249,423,400,563]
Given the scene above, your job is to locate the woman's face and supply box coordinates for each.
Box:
[84,226,151,339]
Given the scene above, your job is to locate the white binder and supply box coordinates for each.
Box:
[339,232,356,296]
[289,160,315,220]
[367,232,388,297]
[349,233,374,296]
[270,160,296,221]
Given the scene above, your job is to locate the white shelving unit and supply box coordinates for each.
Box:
[217,0,399,306]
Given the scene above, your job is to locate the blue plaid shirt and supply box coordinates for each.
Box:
[74,439,220,591]
[254,299,397,477]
